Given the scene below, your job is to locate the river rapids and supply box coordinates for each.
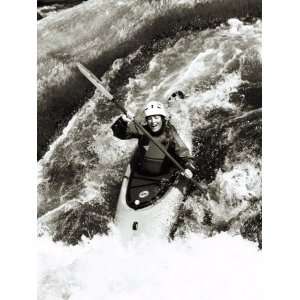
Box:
[37,0,262,299]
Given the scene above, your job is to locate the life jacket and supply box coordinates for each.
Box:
[111,117,190,176]
[135,128,171,176]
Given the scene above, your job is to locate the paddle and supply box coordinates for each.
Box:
[76,62,209,197]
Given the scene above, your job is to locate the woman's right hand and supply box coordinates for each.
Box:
[121,111,134,122]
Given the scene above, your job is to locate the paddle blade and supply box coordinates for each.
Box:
[76,62,114,100]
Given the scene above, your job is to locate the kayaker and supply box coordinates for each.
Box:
[111,101,194,178]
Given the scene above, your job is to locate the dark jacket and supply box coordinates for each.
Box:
[111,116,193,176]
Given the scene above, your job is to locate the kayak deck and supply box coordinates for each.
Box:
[126,168,179,210]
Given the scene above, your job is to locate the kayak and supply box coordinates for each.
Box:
[114,150,190,240]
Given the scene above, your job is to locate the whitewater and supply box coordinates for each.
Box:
[37,0,262,299]
[38,231,261,300]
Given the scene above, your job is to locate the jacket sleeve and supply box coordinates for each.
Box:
[111,116,143,140]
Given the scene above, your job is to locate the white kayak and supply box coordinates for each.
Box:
[114,159,189,240]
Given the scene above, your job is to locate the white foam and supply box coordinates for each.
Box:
[38,232,261,300]
[207,161,262,221]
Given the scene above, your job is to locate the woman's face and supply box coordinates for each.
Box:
[146,115,163,133]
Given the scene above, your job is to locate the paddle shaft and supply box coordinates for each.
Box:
[76,62,206,193]
[112,100,208,193]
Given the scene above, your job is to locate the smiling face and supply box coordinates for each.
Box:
[146,115,163,133]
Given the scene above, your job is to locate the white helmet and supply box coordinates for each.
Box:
[144,101,168,118]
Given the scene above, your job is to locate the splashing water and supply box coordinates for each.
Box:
[38,231,262,300]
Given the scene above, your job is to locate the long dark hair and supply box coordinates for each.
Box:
[148,115,169,136]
